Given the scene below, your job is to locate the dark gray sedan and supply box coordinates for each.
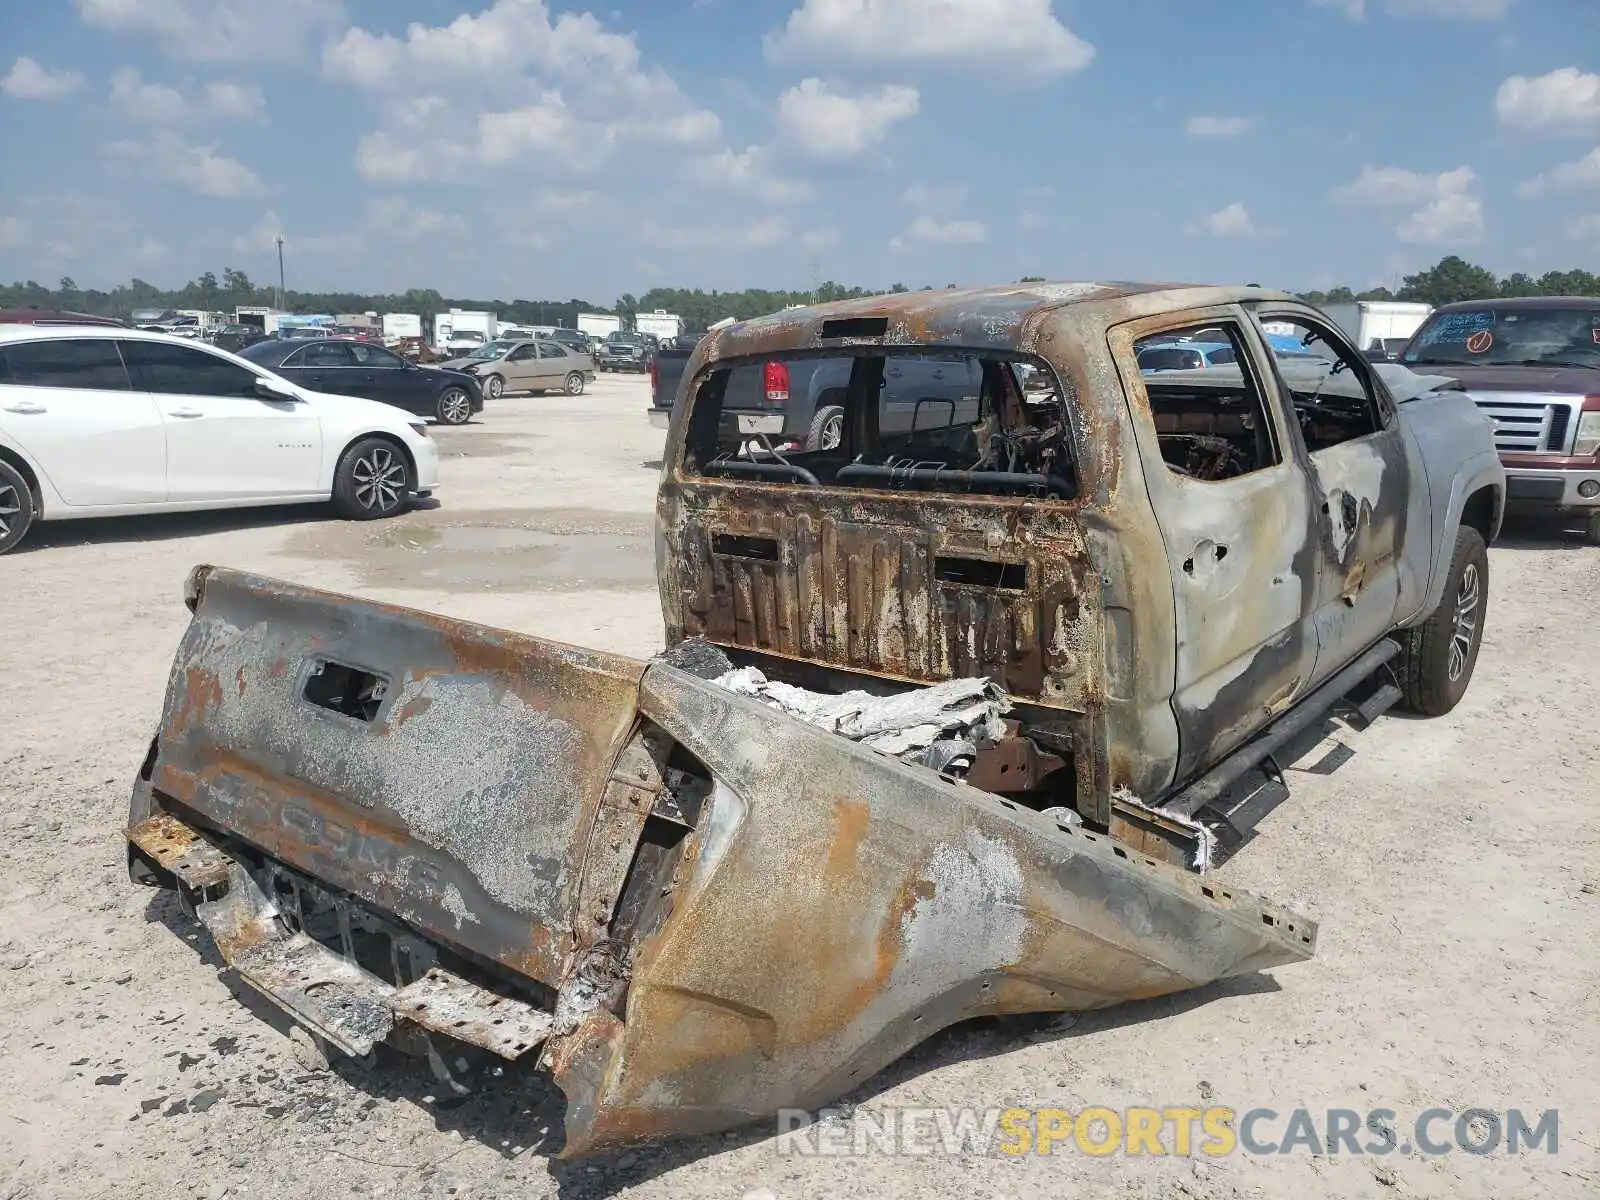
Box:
[241,338,484,425]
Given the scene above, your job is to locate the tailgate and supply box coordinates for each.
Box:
[142,565,645,990]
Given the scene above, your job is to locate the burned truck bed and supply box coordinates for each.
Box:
[129,565,1316,1156]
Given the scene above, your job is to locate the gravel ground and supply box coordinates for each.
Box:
[1,374,1596,1200]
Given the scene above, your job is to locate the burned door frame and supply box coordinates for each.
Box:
[1248,304,1410,687]
[1107,304,1323,783]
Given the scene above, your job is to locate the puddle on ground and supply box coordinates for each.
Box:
[287,507,656,593]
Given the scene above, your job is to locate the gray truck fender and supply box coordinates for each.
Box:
[1407,448,1505,628]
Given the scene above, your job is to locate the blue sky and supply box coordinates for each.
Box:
[2,0,1598,305]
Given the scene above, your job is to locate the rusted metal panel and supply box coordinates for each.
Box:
[664,484,1099,710]
[391,968,554,1059]
[129,811,232,890]
[543,663,1318,1156]
[150,565,647,990]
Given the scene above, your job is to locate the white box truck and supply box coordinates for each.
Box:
[634,310,683,341]
[433,309,497,354]
[1322,301,1433,359]
[382,313,423,343]
[577,312,621,340]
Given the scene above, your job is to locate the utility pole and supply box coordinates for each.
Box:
[275,234,286,310]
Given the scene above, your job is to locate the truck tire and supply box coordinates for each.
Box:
[1586,510,1600,546]
[806,405,845,451]
[1397,525,1488,716]
[0,459,35,555]
[332,437,413,520]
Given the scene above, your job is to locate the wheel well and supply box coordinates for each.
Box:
[0,445,42,513]
[339,432,416,483]
[1460,485,1497,545]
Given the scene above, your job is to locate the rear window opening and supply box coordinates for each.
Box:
[681,349,1077,500]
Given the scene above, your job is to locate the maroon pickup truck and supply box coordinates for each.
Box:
[1401,296,1600,543]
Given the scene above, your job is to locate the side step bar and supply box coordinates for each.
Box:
[1165,637,1404,827]
[130,815,554,1061]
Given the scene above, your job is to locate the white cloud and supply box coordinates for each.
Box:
[2,57,86,100]
[325,1,720,180]
[204,81,265,120]
[1397,192,1483,244]
[232,199,466,260]
[892,215,987,248]
[0,216,27,248]
[1199,202,1255,237]
[1185,115,1253,138]
[903,182,967,211]
[109,68,186,122]
[1331,164,1482,245]
[1571,213,1600,240]
[6,192,166,267]
[1496,68,1600,135]
[105,130,265,198]
[1331,164,1475,207]
[233,210,285,254]
[1311,0,1511,17]
[801,227,840,252]
[693,146,814,204]
[766,0,1094,80]
[775,78,919,158]
[74,0,344,62]
[1386,0,1511,16]
[643,217,796,251]
[109,68,262,127]
[352,93,656,183]
[1519,147,1600,196]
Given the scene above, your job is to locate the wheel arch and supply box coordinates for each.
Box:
[335,429,417,485]
[0,443,45,516]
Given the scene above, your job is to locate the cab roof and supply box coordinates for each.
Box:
[704,281,1301,361]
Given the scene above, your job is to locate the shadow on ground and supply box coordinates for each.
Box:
[142,888,1279,1199]
[14,503,330,551]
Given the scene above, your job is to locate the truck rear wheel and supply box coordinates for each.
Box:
[1397,525,1488,716]
[1585,510,1600,546]
[806,405,845,451]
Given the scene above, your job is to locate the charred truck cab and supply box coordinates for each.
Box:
[657,282,1504,863]
[128,282,1501,1157]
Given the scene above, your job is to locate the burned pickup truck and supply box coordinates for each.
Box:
[126,282,1503,1156]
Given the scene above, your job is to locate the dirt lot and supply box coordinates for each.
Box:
[2,374,1596,1200]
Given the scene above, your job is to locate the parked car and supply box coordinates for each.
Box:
[1362,337,1410,363]
[241,337,483,426]
[210,324,266,353]
[0,307,125,328]
[124,280,1500,1158]
[0,326,438,554]
[1137,340,1237,372]
[1400,295,1600,543]
[544,328,593,354]
[436,338,595,399]
[595,333,650,372]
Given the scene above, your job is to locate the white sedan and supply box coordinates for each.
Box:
[0,325,439,554]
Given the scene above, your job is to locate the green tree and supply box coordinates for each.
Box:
[1396,256,1499,306]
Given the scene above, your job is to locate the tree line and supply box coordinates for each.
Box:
[3,256,1596,332]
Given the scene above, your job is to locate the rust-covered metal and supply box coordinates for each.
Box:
[128,564,1317,1158]
[655,281,1443,818]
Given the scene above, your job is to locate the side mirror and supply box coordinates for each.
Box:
[254,375,299,401]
